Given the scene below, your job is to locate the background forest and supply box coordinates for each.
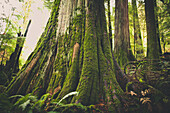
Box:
[0,0,169,113]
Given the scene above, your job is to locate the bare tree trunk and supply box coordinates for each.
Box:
[114,0,135,67]
[107,0,113,50]
[132,0,144,58]
[154,0,162,54]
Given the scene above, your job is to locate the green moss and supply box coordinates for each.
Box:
[114,49,129,68]
[71,2,100,105]
[94,1,124,111]
[6,0,61,96]
[56,43,80,103]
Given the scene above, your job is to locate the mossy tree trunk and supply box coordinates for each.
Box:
[114,0,135,67]
[6,0,125,112]
[6,0,60,96]
[51,0,124,111]
[145,0,160,59]
[132,0,144,58]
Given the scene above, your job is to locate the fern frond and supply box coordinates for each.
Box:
[19,99,31,111]
[57,91,79,105]
[9,95,24,99]
[14,94,31,106]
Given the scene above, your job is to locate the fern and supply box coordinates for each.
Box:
[32,93,50,109]
[57,91,79,105]
[9,94,24,99]
[0,93,13,113]
[10,93,37,112]
[14,93,31,106]
[47,111,59,113]
[126,82,133,92]
[19,99,31,111]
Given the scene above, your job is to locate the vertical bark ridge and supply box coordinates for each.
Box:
[114,0,135,67]
[71,0,99,105]
[145,0,160,59]
[132,0,144,58]
[56,43,80,103]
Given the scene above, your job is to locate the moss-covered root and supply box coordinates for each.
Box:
[52,103,105,113]
[71,0,100,106]
[56,43,80,103]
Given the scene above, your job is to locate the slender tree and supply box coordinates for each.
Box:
[154,0,162,54]
[114,0,135,67]
[6,0,125,112]
[132,0,143,58]
[107,0,113,50]
[145,0,160,59]
[2,20,31,85]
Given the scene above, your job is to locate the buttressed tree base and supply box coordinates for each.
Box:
[6,0,125,112]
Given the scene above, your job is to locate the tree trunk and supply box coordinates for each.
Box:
[0,20,31,86]
[107,0,113,50]
[153,0,162,54]
[132,0,144,58]
[114,0,135,67]
[145,0,160,59]
[6,0,125,112]
[6,0,60,96]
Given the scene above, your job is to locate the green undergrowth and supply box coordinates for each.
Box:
[0,91,104,113]
[123,59,170,113]
[0,60,169,113]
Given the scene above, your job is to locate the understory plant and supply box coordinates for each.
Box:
[124,59,170,113]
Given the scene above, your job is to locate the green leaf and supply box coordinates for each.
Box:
[57,91,79,105]
[47,111,59,113]
[14,93,31,106]
[9,95,24,99]
[126,82,133,92]
[19,0,24,2]
[19,99,30,111]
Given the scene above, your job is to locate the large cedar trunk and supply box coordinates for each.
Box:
[6,0,124,112]
[145,0,160,59]
[114,0,135,67]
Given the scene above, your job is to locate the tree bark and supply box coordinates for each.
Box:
[107,0,113,50]
[132,0,144,58]
[0,20,31,86]
[145,0,160,59]
[6,0,60,96]
[114,0,135,67]
[6,0,125,112]
[153,0,162,54]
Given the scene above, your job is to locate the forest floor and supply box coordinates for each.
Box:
[0,57,170,113]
